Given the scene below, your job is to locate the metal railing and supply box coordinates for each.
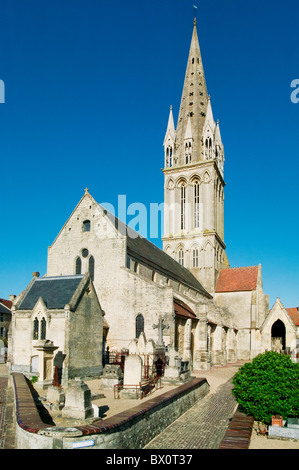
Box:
[114,375,162,400]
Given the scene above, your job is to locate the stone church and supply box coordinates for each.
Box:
[9,18,299,381]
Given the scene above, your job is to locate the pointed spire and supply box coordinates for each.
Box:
[175,17,209,165]
[163,105,176,145]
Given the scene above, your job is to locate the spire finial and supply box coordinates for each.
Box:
[193,4,198,25]
[84,187,89,194]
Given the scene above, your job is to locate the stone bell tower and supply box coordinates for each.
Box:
[162,17,229,294]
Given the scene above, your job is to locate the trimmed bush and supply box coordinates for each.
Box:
[232,351,299,424]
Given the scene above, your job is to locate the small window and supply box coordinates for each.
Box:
[136,314,144,339]
[33,318,39,340]
[178,249,184,267]
[82,248,89,258]
[75,257,82,275]
[89,256,95,281]
[41,318,47,340]
[193,248,199,268]
[83,220,91,232]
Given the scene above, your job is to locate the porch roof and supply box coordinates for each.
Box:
[174,298,197,320]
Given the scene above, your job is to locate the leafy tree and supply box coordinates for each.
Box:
[232,351,299,424]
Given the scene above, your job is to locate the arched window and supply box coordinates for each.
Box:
[185,141,192,164]
[205,137,213,159]
[180,182,186,230]
[33,318,39,340]
[136,314,144,339]
[75,257,82,275]
[193,248,199,268]
[41,318,47,340]
[178,248,184,267]
[166,146,173,167]
[133,261,139,273]
[83,220,91,232]
[89,256,95,281]
[194,180,200,228]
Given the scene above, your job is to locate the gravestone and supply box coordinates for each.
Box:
[62,378,93,420]
[163,347,181,382]
[46,385,65,411]
[101,364,122,389]
[120,355,143,398]
[128,339,138,355]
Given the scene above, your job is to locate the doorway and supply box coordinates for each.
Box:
[271,319,286,351]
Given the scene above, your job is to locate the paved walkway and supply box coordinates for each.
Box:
[0,365,16,450]
[144,374,238,449]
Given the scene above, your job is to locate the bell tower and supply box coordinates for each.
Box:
[162,17,228,294]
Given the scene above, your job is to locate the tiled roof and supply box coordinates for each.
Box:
[0,298,12,315]
[0,298,12,309]
[17,275,84,310]
[216,266,259,293]
[286,308,299,326]
[174,298,197,319]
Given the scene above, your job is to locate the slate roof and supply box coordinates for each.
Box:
[216,266,259,293]
[127,235,211,297]
[17,275,84,310]
[103,204,211,298]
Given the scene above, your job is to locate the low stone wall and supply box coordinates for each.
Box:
[12,372,209,449]
[218,407,254,449]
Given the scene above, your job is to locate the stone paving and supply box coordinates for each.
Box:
[0,367,16,450]
[144,379,237,449]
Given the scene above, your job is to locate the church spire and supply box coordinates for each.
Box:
[175,17,209,166]
[164,106,176,168]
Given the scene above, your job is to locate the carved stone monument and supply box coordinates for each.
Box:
[163,347,181,382]
[152,316,169,352]
[62,378,93,420]
[101,364,122,389]
[33,340,59,389]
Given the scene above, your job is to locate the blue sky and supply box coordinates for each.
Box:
[0,0,298,309]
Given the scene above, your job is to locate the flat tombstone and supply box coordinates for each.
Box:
[123,355,142,386]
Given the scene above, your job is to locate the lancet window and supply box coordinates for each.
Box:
[136,314,144,339]
[166,146,173,167]
[192,248,199,268]
[178,248,184,267]
[75,257,82,275]
[180,182,186,230]
[89,256,95,281]
[194,180,200,229]
[185,141,192,164]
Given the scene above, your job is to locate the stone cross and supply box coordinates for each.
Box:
[152,316,169,347]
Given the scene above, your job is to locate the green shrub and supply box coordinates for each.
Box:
[232,351,299,424]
